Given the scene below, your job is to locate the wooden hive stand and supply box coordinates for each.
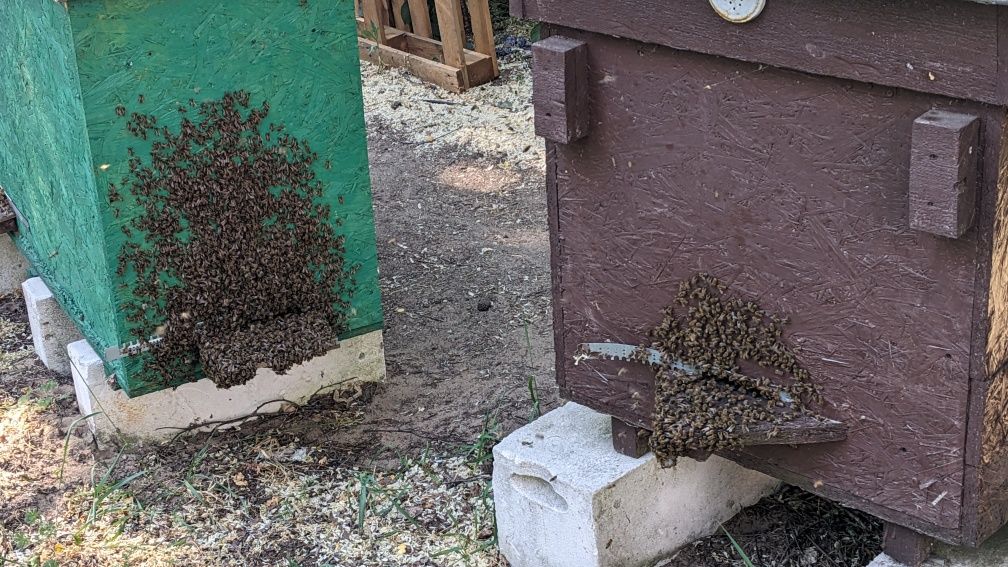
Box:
[355,0,500,93]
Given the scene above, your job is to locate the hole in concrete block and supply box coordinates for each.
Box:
[511,473,568,512]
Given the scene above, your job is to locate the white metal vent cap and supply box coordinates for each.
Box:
[709,0,766,23]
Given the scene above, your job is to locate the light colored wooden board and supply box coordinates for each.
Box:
[407,0,432,37]
[359,37,465,93]
[355,19,497,91]
[433,0,469,89]
[390,0,408,30]
[466,0,499,76]
[361,0,387,43]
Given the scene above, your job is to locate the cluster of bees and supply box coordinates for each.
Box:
[647,273,820,467]
[111,91,351,388]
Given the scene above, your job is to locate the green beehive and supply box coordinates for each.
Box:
[0,0,382,396]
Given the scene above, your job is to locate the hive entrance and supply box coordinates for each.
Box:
[111,91,352,388]
[647,273,823,466]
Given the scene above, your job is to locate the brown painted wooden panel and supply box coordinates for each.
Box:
[547,27,992,541]
[516,0,1006,105]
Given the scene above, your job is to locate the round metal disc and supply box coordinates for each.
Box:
[709,0,766,23]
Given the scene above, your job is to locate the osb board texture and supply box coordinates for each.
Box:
[977,117,1008,544]
[68,0,382,395]
[547,28,995,538]
[515,0,1005,105]
[0,0,122,356]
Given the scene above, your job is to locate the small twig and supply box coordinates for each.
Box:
[445,475,490,487]
[362,427,464,443]
[160,376,367,442]
[162,397,302,442]
[406,311,445,323]
[394,127,463,146]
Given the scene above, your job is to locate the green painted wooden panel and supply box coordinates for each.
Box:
[0,0,122,359]
[1,0,382,396]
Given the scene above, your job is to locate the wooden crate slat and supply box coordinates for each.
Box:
[407,0,432,37]
[433,0,470,89]
[390,0,409,30]
[466,0,499,76]
[358,37,465,93]
[361,0,387,44]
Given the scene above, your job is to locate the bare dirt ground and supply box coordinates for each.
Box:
[359,52,560,455]
[0,47,886,567]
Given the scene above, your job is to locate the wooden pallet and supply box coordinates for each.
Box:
[356,0,499,93]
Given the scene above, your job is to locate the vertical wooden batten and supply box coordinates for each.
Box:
[909,110,981,239]
[532,36,589,144]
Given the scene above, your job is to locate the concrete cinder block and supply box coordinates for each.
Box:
[0,235,28,294]
[869,556,935,567]
[22,277,82,376]
[68,330,385,441]
[493,402,781,567]
[868,525,1008,567]
[68,339,105,420]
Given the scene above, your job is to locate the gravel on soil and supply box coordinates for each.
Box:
[361,52,543,172]
[0,290,508,566]
[662,486,882,567]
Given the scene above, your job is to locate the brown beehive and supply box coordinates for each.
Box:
[521,0,1008,561]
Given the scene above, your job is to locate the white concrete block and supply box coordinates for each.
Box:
[868,555,931,567]
[0,235,28,294]
[68,339,105,420]
[868,525,1008,567]
[22,277,82,376]
[493,402,780,567]
[67,329,385,441]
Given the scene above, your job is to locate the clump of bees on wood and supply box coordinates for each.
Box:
[646,273,821,467]
[110,91,352,388]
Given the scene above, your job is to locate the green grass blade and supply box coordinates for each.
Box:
[59,411,102,481]
[721,524,756,567]
[357,474,370,533]
[182,479,205,504]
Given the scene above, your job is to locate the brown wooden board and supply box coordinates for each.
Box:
[542,24,1008,545]
[612,416,649,458]
[884,522,935,567]
[514,0,1007,105]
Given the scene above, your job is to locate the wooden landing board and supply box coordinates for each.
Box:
[614,415,846,459]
